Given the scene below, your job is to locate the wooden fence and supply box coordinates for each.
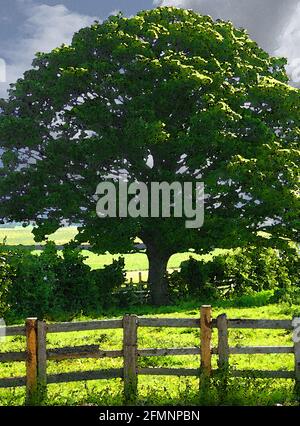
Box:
[0,306,299,405]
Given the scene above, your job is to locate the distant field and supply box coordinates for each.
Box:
[0,227,226,278]
[81,251,215,271]
[0,226,78,246]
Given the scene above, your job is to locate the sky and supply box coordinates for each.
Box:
[0,0,300,97]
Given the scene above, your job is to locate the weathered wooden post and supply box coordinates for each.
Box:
[25,318,38,405]
[217,313,229,395]
[217,313,229,370]
[200,305,212,392]
[123,315,138,404]
[37,320,47,404]
[200,305,212,375]
[292,317,300,398]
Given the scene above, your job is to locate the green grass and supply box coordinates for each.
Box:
[0,226,78,246]
[1,227,298,405]
[81,250,220,271]
[0,226,227,275]
[0,298,299,406]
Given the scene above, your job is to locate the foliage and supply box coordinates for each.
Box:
[168,266,220,301]
[0,225,224,271]
[0,8,299,304]
[169,247,299,299]
[0,251,14,317]
[92,257,126,308]
[0,301,299,406]
[115,282,150,308]
[1,244,125,320]
[7,247,56,319]
[271,250,300,304]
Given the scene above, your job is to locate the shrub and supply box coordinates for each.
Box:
[0,252,14,317]
[1,243,126,321]
[223,247,280,295]
[51,246,98,314]
[168,247,299,300]
[92,257,126,308]
[168,262,220,301]
[5,247,57,319]
[271,248,300,303]
[115,284,148,308]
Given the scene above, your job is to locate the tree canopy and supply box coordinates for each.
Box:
[0,7,299,304]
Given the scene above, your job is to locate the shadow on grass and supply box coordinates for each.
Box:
[100,290,276,317]
[5,290,278,325]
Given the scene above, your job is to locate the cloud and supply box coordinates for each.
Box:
[110,9,122,16]
[275,2,300,86]
[154,0,300,85]
[0,59,6,83]
[0,2,96,97]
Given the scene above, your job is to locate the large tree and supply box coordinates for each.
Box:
[0,7,299,305]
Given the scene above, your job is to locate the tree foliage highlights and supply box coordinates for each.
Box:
[0,8,299,304]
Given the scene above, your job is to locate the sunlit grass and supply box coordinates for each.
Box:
[0,227,227,275]
[0,226,78,246]
[0,301,298,406]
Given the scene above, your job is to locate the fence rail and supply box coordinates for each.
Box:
[0,305,299,405]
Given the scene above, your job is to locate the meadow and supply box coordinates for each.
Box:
[0,227,226,281]
[0,227,299,406]
[0,295,299,406]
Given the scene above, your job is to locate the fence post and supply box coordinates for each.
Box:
[25,318,38,405]
[200,305,212,386]
[37,320,47,404]
[123,315,138,404]
[292,317,300,398]
[217,313,229,396]
[138,272,142,283]
[217,314,229,370]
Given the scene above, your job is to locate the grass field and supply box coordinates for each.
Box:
[0,227,226,280]
[0,226,78,246]
[1,227,298,405]
[0,295,299,406]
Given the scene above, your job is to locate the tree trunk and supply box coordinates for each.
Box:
[147,249,171,306]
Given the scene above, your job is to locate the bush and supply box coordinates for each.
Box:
[92,257,126,308]
[0,253,14,317]
[51,246,98,314]
[168,262,220,301]
[271,249,300,303]
[222,247,280,295]
[1,243,126,321]
[6,244,60,319]
[168,247,299,300]
[115,284,148,308]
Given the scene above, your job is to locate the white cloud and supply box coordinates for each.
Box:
[110,9,121,16]
[275,2,300,85]
[154,0,300,85]
[0,2,96,97]
[0,58,6,83]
